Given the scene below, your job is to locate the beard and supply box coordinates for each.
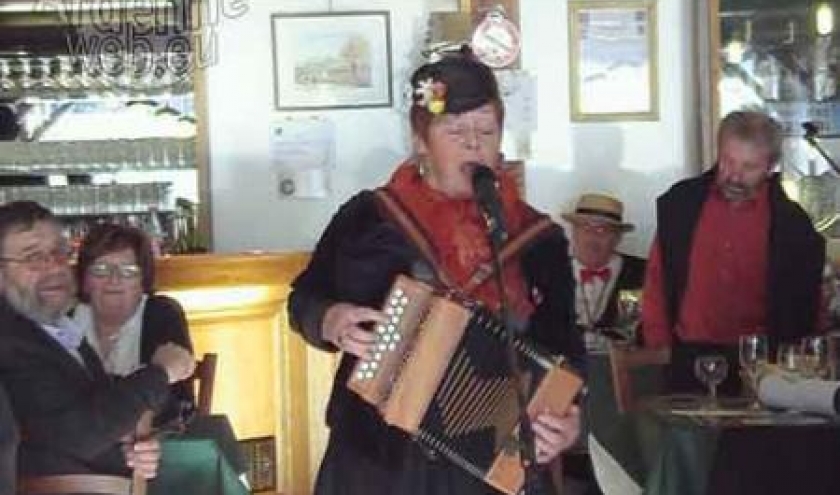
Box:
[719,181,753,201]
[4,273,76,325]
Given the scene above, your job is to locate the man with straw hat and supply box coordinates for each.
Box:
[562,193,646,337]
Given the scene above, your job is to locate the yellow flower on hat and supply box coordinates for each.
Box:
[414,77,447,114]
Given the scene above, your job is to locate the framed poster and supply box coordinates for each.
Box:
[271,11,393,110]
[568,1,659,121]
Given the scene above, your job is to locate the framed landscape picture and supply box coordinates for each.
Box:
[271,11,393,110]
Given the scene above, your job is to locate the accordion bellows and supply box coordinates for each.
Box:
[347,275,583,495]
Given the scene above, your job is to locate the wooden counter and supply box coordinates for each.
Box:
[155,252,333,495]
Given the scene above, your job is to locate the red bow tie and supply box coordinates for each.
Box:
[580,266,611,284]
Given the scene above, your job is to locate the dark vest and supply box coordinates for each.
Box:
[656,168,825,344]
[594,254,646,328]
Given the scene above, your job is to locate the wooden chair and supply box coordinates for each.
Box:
[193,353,218,416]
[19,411,154,495]
[608,342,671,413]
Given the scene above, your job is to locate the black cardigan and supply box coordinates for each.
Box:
[656,168,825,344]
[139,295,196,425]
[288,190,584,466]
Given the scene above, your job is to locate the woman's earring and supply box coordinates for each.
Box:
[415,154,429,177]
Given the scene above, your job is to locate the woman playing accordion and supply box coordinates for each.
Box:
[288,47,585,495]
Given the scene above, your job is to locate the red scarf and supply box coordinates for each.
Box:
[384,161,535,319]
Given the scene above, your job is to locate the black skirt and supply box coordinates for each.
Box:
[314,430,558,495]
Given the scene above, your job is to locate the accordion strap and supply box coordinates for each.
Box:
[374,188,554,296]
[374,188,454,288]
[461,216,553,295]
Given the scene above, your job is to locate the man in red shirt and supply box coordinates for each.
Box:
[641,111,825,394]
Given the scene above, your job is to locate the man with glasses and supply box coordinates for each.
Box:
[562,193,645,339]
[0,201,195,494]
[560,193,645,495]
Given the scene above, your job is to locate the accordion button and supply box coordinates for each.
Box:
[378,343,387,351]
[400,296,409,305]
[370,361,378,370]
[356,371,366,380]
[385,307,394,315]
[394,288,405,297]
[387,324,396,332]
[393,334,402,342]
[395,307,404,315]
[388,343,397,351]
[374,352,383,360]
[376,325,386,334]
[391,316,399,324]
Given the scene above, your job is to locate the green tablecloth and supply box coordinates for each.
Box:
[586,351,840,495]
[585,352,666,485]
[148,439,249,495]
[635,412,719,495]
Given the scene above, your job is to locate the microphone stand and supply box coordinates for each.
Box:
[483,220,545,495]
[804,127,840,176]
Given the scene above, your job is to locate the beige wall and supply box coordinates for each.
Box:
[204,0,700,257]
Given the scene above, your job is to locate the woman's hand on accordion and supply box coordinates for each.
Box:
[532,405,581,464]
[322,302,389,358]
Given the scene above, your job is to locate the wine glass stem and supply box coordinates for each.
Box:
[710,384,717,403]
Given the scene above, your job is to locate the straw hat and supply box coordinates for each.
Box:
[561,193,634,232]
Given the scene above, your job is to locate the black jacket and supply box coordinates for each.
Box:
[288,190,584,467]
[656,168,825,344]
[0,298,170,477]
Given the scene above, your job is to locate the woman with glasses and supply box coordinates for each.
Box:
[73,223,196,427]
[289,48,584,495]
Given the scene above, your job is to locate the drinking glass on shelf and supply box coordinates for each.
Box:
[18,57,35,89]
[800,336,829,379]
[38,56,56,88]
[0,58,14,91]
[776,343,802,374]
[739,334,768,406]
[694,355,729,403]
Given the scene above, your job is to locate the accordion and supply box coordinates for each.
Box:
[347,275,583,495]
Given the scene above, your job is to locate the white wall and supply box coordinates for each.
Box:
[206,0,699,256]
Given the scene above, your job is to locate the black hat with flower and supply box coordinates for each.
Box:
[410,45,500,116]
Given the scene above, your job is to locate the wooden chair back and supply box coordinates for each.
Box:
[193,353,218,416]
[608,342,670,413]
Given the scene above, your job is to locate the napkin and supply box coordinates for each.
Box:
[757,371,840,416]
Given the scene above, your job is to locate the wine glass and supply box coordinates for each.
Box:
[800,336,829,379]
[694,355,729,403]
[777,343,802,374]
[616,289,643,342]
[739,334,768,407]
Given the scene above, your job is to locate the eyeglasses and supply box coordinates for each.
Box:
[576,223,619,236]
[87,262,142,280]
[0,246,72,271]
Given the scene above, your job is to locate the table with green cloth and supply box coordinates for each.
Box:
[148,414,249,495]
[635,399,840,495]
[586,351,840,495]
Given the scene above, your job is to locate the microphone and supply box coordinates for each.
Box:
[468,162,508,244]
[801,121,840,175]
[803,121,820,139]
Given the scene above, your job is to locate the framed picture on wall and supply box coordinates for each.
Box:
[270,11,393,110]
[568,0,659,122]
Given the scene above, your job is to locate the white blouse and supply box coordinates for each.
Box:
[73,295,148,376]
